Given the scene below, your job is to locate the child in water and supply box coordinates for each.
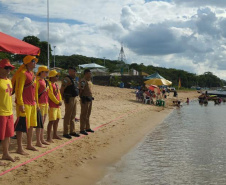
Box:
[186,98,189,104]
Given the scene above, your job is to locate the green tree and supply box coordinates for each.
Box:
[23,36,40,46]
[0,52,13,61]
[197,72,222,87]
[14,36,52,66]
[38,41,52,66]
[14,36,40,62]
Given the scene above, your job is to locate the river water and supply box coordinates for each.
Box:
[97,101,226,185]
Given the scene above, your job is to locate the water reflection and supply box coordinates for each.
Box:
[97,101,226,185]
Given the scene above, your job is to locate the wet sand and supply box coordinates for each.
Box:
[0,86,199,185]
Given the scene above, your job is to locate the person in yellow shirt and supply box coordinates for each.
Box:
[47,70,62,143]
[12,55,38,155]
[35,66,49,147]
[0,59,15,165]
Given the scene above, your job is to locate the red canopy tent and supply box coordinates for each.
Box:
[0,32,40,55]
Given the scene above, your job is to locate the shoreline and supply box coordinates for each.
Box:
[0,86,199,185]
[48,107,173,185]
[81,108,174,185]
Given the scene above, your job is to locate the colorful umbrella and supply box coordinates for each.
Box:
[146,84,158,91]
[144,72,165,80]
[144,78,172,86]
[144,72,172,86]
[146,84,160,94]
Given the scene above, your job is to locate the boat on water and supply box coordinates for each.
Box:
[198,93,226,104]
[207,91,226,98]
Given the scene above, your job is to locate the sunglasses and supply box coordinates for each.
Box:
[31,59,36,63]
[4,66,12,70]
[55,75,59,78]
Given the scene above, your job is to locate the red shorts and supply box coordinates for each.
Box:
[0,115,14,140]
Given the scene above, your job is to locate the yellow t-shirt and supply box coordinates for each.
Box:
[0,78,13,116]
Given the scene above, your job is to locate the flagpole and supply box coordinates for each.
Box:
[178,78,179,90]
[178,78,181,90]
[47,0,50,69]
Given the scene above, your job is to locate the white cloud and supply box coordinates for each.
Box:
[11,17,40,39]
[98,18,126,39]
[173,0,226,8]
[0,0,143,24]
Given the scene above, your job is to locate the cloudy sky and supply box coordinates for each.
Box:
[1,0,226,79]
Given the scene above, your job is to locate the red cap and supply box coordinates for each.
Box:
[0,59,15,70]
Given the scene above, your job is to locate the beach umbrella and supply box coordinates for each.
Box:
[0,32,40,55]
[144,78,172,86]
[146,84,160,94]
[79,63,105,69]
[144,72,165,80]
[146,84,158,91]
[144,72,172,86]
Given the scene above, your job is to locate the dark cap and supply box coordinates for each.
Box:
[84,69,91,74]
[69,66,77,71]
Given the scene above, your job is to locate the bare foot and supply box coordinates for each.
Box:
[53,135,62,140]
[36,143,47,148]
[2,155,16,162]
[41,141,50,145]
[26,146,38,151]
[16,149,29,155]
[46,139,54,143]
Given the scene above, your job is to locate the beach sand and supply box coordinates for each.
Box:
[0,85,199,185]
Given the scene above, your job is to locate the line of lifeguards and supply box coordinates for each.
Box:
[0,56,94,165]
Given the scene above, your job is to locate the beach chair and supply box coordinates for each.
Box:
[143,94,150,104]
[143,91,151,104]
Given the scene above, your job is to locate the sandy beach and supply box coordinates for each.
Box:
[0,85,199,185]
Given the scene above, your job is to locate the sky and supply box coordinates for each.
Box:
[1,0,226,79]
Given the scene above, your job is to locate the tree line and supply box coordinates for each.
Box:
[0,35,225,88]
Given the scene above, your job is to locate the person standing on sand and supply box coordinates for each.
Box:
[0,59,16,165]
[35,66,49,147]
[162,88,166,98]
[12,55,38,155]
[60,66,80,139]
[47,70,62,143]
[173,90,178,97]
[79,69,94,135]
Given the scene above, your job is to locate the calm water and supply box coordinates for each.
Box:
[97,101,226,185]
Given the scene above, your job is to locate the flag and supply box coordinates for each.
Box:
[178,78,181,88]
